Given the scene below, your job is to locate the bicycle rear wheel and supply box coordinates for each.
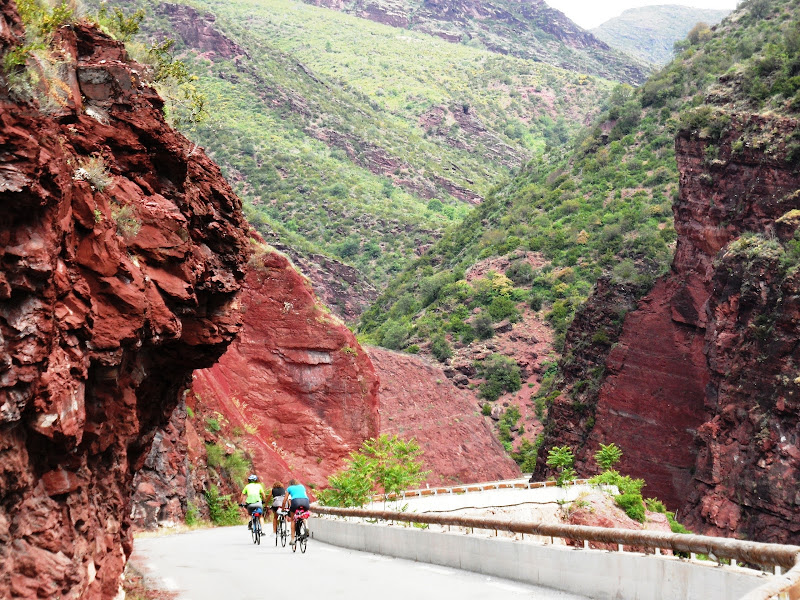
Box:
[256,520,262,545]
[251,518,258,544]
[299,521,308,554]
[279,517,287,547]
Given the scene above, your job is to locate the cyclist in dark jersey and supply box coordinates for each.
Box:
[281,478,310,546]
[269,481,285,534]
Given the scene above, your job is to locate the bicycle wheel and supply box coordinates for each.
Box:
[251,518,258,544]
[255,519,262,545]
[299,521,308,554]
[279,517,287,547]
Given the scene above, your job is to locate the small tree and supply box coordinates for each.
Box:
[362,434,429,502]
[317,434,429,507]
[316,453,375,508]
[546,445,575,486]
[595,442,622,472]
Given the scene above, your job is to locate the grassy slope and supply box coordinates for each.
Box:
[591,5,731,66]
[151,0,611,289]
[359,0,800,405]
[296,0,651,85]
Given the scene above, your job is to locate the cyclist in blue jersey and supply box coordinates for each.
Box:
[281,479,310,547]
[240,474,267,530]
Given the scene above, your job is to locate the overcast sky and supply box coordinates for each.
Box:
[546,1,740,29]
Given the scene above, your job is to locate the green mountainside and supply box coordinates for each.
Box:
[358,0,800,409]
[591,4,731,66]
[128,0,614,294]
[298,0,651,85]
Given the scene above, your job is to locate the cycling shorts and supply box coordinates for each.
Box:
[246,502,263,515]
[289,498,310,514]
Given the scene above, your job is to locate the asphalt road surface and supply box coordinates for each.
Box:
[132,524,589,600]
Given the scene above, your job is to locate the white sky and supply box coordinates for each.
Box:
[545,1,740,29]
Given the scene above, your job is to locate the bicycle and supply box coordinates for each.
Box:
[275,509,288,547]
[291,508,311,554]
[241,504,263,545]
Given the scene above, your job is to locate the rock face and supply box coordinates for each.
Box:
[302,0,648,84]
[368,347,520,484]
[0,14,249,600]
[157,2,247,59]
[537,113,800,542]
[188,247,380,487]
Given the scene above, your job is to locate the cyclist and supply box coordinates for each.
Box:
[281,478,310,547]
[240,474,267,530]
[269,480,286,534]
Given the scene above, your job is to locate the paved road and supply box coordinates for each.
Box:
[132,525,588,600]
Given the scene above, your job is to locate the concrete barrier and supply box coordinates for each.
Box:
[311,517,771,600]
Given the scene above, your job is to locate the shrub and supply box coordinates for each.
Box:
[380,320,410,350]
[75,156,113,192]
[205,443,224,468]
[477,354,521,401]
[645,498,667,513]
[481,403,492,416]
[505,261,534,284]
[472,312,494,340]
[430,334,452,362]
[205,485,242,526]
[488,296,520,322]
[615,493,645,522]
[185,501,201,526]
[205,417,221,433]
[111,203,141,238]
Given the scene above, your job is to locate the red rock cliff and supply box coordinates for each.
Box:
[186,245,380,489]
[0,10,249,599]
[537,112,800,542]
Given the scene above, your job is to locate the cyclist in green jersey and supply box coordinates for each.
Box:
[240,474,267,529]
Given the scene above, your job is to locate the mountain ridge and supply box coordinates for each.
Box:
[591,4,731,66]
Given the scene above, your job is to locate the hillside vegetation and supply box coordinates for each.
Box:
[592,5,731,66]
[297,0,650,85]
[133,0,614,291]
[359,0,800,463]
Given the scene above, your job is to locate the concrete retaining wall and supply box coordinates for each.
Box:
[311,518,772,600]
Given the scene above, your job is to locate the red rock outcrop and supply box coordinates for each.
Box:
[188,246,381,488]
[157,2,247,59]
[0,12,249,600]
[537,112,800,542]
[369,347,520,485]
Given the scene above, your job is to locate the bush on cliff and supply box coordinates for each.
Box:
[205,485,243,526]
[476,354,521,401]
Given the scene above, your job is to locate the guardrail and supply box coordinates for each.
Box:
[370,478,579,502]
[312,505,800,600]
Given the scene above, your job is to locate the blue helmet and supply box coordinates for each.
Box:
[248,474,258,482]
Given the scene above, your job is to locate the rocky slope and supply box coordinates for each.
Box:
[302,0,649,84]
[536,112,800,543]
[368,347,520,484]
[131,243,381,527]
[0,10,249,600]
